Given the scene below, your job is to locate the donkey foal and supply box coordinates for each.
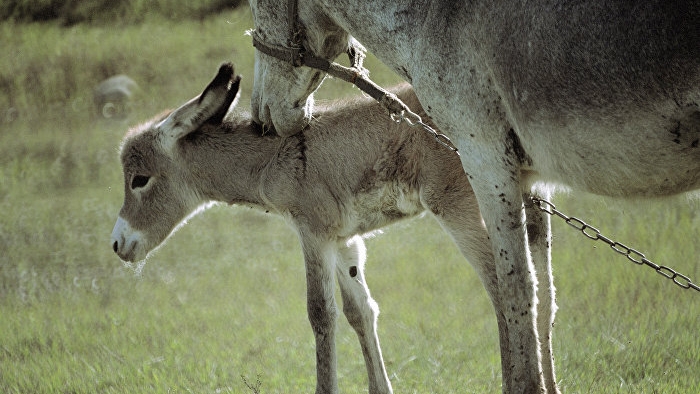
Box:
[111,64,496,394]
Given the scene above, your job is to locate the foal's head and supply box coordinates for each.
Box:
[111,64,241,263]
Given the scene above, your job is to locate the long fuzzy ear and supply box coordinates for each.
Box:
[157,63,241,146]
[205,73,241,125]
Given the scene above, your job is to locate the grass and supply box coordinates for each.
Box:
[1,0,238,24]
[1,5,699,393]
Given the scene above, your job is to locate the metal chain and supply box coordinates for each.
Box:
[389,109,460,154]
[531,196,700,293]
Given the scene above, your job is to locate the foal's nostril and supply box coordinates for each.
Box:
[112,240,119,253]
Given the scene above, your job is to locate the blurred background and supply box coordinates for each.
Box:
[1,1,698,393]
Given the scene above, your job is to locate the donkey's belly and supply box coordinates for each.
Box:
[523,109,700,197]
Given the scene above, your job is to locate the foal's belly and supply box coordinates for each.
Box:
[338,182,423,239]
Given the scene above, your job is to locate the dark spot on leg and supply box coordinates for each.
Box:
[349,266,358,278]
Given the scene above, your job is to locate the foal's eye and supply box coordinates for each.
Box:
[131,175,150,189]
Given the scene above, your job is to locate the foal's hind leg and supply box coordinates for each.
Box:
[336,235,393,394]
[421,178,511,390]
[524,194,560,394]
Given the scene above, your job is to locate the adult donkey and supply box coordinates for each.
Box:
[247,1,700,393]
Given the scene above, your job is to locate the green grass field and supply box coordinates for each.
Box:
[1,5,699,393]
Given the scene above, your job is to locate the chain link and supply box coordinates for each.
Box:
[390,109,460,154]
[531,197,700,293]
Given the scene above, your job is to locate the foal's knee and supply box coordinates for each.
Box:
[339,273,379,335]
[342,292,379,333]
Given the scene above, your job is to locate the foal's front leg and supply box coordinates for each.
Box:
[300,233,339,394]
[336,236,393,394]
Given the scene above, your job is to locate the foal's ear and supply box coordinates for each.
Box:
[204,72,241,126]
[156,63,241,147]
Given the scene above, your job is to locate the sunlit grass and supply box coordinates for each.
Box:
[1,6,699,393]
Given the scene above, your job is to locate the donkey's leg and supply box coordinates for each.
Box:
[336,236,392,394]
[524,193,560,394]
[299,233,339,394]
[457,145,544,393]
